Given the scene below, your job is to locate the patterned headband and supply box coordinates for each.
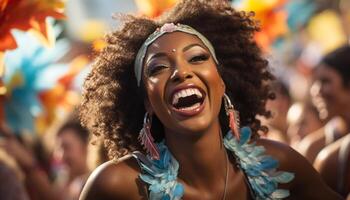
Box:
[134,23,219,86]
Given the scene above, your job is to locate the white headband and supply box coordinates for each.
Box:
[134,23,219,86]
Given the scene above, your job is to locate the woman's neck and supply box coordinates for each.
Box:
[164,119,228,191]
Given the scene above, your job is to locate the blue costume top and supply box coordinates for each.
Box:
[132,127,294,200]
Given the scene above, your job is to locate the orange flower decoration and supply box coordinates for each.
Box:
[0,0,65,52]
[240,0,288,51]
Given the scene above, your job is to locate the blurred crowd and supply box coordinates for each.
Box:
[263,45,350,199]
[0,110,109,200]
[0,0,350,199]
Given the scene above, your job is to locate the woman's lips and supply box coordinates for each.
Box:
[168,84,207,117]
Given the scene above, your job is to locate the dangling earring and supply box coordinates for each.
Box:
[223,93,241,140]
[138,112,160,160]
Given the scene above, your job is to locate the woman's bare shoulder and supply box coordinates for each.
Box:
[79,154,147,200]
[296,127,326,162]
[256,138,343,199]
[314,134,350,192]
[256,138,305,169]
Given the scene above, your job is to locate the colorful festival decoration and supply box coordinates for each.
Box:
[0,0,65,52]
[36,55,89,134]
[306,10,348,54]
[0,0,89,135]
[233,0,318,52]
[236,0,288,51]
[134,0,178,18]
[2,29,70,133]
[285,0,315,33]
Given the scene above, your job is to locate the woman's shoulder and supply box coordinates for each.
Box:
[256,138,303,169]
[79,154,147,200]
[314,134,345,173]
[255,138,343,199]
[256,138,322,185]
[314,134,350,193]
[314,134,350,171]
[296,127,325,162]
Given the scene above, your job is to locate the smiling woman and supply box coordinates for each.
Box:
[79,0,343,200]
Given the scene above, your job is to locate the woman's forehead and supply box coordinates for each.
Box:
[146,31,207,54]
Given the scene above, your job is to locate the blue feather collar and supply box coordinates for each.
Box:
[136,127,294,200]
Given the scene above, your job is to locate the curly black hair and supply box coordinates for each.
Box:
[80,0,274,159]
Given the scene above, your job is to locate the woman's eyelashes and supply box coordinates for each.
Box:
[188,53,209,63]
[147,63,168,76]
[146,53,210,76]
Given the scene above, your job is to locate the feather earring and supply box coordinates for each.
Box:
[223,93,241,141]
[138,112,160,160]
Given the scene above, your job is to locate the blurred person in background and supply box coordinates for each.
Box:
[298,116,347,163]
[297,45,350,163]
[0,112,91,200]
[53,116,90,200]
[314,134,350,198]
[0,160,29,200]
[263,80,292,144]
[287,101,325,149]
[0,123,30,200]
[309,45,350,198]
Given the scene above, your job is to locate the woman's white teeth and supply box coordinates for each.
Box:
[172,88,202,105]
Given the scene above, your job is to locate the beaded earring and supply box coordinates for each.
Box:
[138,112,160,160]
[223,93,241,140]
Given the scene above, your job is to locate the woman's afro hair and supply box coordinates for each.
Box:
[80,0,274,159]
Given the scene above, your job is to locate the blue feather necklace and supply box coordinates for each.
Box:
[136,126,294,200]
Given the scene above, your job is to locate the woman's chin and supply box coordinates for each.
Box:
[169,116,215,136]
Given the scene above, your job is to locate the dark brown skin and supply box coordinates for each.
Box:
[79,139,342,200]
[80,32,342,200]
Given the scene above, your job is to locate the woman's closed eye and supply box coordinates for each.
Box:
[147,64,168,76]
[189,54,209,63]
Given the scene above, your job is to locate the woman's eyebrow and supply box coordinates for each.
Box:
[146,52,168,64]
[146,43,206,64]
[182,43,205,52]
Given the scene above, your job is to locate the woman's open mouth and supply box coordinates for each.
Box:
[170,86,206,117]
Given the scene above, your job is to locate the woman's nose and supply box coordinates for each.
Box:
[170,65,193,83]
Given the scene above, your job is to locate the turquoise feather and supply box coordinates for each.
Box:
[139,141,184,200]
[224,126,294,199]
[137,126,294,200]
